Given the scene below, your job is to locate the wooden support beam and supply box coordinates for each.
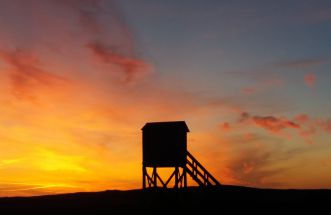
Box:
[153,167,157,187]
[174,167,179,188]
[183,167,187,188]
[155,171,166,187]
[164,170,176,187]
[142,165,146,189]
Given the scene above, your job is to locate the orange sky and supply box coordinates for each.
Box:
[1,0,331,196]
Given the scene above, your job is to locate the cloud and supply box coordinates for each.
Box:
[7,0,148,84]
[240,78,284,95]
[226,149,285,187]
[86,41,151,83]
[294,114,310,123]
[241,87,257,95]
[228,57,327,78]
[238,112,250,122]
[0,0,160,196]
[223,112,331,144]
[239,112,301,133]
[218,133,288,188]
[317,119,331,133]
[238,112,301,133]
[252,116,300,132]
[238,112,300,134]
[56,0,103,34]
[220,122,231,131]
[304,73,316,89]
[0,48,67,101]
[273,57,328,69]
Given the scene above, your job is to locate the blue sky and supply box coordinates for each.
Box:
[119,0,331,116]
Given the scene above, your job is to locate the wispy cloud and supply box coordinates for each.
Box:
[252,115,300,132]
[54,0,153,83]
[214,132,289,188]
[56,0,104,34]
[273,57,328,69]
[237,112,300,133]
[241,87,257,95]
[226,148,286,188]
[240,78,284,95]
[0,49,67,101]
[0,182,78,196]
[86,41,151,83]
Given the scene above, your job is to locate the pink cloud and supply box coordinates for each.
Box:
[226,112,331,144]
[294,114,310,123]
[252,116,300,132]
[241,87,257,95]
[304,73,316,88]
[317,119,331,132]
[220,122,231,131]
[86,41,151,83]
[0,48,67,101]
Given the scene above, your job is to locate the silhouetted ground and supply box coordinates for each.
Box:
[0,185,330,214]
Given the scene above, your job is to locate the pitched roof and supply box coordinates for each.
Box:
[142,121,189,132]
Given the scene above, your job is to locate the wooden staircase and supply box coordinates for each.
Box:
[142,151,220,189]
[185,151,221,187]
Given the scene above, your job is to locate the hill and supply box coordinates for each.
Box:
[0,185,330,214]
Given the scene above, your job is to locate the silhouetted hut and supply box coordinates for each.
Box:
[142,121,189,167]
[142,121,220,189]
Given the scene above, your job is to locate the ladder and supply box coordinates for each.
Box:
[185,151,221,187]
[142,151,221,189]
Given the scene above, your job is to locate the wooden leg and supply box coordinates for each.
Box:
[142,165,146,189]
[174,167,179,188]
[183,167,187,188]
[153,167,157,187]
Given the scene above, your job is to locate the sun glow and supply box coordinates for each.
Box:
[34,148,87,172]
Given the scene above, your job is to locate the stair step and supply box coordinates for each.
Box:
[186,151,221,187]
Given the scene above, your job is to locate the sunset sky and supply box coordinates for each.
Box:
[0,0,331,196]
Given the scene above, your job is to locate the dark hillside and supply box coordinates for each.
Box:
[0,186,330,214]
